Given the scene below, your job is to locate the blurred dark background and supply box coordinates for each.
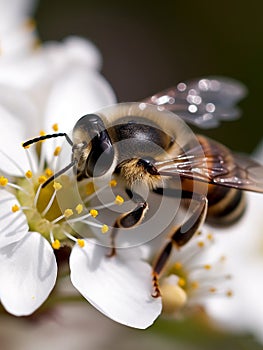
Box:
[35,0,263,153]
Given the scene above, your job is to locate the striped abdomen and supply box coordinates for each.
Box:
[197,135,246,226]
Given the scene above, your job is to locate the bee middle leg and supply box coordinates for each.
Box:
[107,189,148,257]
[151,190,208,297]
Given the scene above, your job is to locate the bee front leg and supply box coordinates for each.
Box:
[107,190,148,257]
[152,196,208,297]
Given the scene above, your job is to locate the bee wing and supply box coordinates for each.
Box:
[155,152,263,193]
[142,76,247,129]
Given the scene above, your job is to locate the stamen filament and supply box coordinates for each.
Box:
[68,209,98,223]
[6,182,30,195]
[33,184,42,207]
[41,189,57,216]
[24,148,36,174]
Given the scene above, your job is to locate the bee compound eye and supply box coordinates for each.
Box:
[86,129,115,177]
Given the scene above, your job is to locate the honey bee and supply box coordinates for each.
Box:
[23,77,263,297]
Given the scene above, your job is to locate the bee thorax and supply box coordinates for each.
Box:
[114,158,162,189]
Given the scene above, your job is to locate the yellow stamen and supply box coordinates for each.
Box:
[115,195,124,205]
[38,176,47,184]
[64,209,73,218]
[76,204,83,214]
[45,168,53,177]
[101,225,109,234]
[0,176,8,186]
[209,287,217,293]
[173,261,182,270]
[190,281,199,290]
[77,239,85,248]
[86,182,95,195]
[89,209,98,218]
[25,170,33,178]
[207,233,213,240]
[178,278,186,287]
[12,204,20,212]
[54,146,61,156]
[52,123,59,132]
[226,290,233,297]
[204,264,211,270]
[53,182,62,191]
[197,241,205,248]
[109,179,117,187]
[52,239,61,250]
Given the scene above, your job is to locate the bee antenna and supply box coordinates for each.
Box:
[23,133,73,148]
[42,159,77,188]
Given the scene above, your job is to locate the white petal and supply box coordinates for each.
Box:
[42,36,103,71]
[70,239,162,329]
[0,86,38,175]
[0,189,28,247]
[44,67,116,132]
[0,232,57,316]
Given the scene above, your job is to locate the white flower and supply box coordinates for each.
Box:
[0,0,38,61]
[151,230,233,318]
[0,47,161,328]
[204,142,263,342]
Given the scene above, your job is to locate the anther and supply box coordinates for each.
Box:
[64,209,73,218]
[178,278,186,287]
[77,239,85,248]
[90,209,98,218]
[25,170,33,178]
[52,123,59,132]
[12,204,20,212]
[101,224,109,234]
[54,146,61,156]
[115,195,124,205]
[53,182,62,191]
[0,176,8,186]
[86,182,95,195]
[173,261,182,270]
[76,204,83,214]
[109,179,117,187]
[38,176,47,184]
[204,264,212,270]
[226,290,233,297]
[45,168,53,177]
[52,239,61,250]
[197,241,205,248]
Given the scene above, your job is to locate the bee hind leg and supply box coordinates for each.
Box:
[151,196,208,298]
